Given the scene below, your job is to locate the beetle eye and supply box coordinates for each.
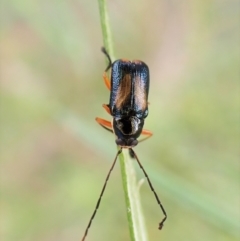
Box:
[128,138,138,147]
[115,138,125,146]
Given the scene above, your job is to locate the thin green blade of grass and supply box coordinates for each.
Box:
[97,0,148,240]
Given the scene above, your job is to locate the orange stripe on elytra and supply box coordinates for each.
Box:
[115,74,132,109]
[134,76,147,111]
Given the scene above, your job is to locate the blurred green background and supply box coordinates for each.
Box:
[1,0,239,241]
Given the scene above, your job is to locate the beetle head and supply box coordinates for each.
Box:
[113,116,144,148]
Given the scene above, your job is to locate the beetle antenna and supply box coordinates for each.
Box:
[130,148,167,230]
[81,148,122,241]
[101,47,112,72]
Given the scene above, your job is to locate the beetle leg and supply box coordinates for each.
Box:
[141,129,153,136]
[103,72,111,90]
[95,117,113,133]
[102,104,111,115]
[138,129,153,143]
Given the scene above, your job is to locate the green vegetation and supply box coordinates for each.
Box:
[1,1,239,241]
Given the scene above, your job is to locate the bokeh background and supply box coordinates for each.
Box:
[1,0,239,241]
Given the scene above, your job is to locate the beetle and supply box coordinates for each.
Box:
[81,47,167,241]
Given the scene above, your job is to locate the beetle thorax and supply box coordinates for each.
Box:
[115,116,140,135]
[112,116,144,148]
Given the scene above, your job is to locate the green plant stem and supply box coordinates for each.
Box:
[98,0,114,59]
[97,1,148,240]
[119,149,148,241]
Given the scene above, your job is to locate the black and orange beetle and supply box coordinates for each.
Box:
[81,48,167,241]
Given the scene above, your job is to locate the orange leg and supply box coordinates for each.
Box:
[102,104,111,115]
[141,129,153,136]
[103,72,111,90]
[95,117,113,132]
[138,129,153,143]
